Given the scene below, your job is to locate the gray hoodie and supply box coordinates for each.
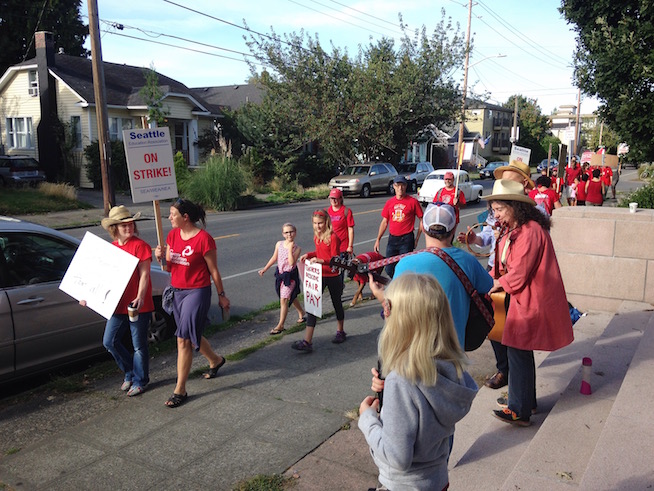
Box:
[358,360,478,491]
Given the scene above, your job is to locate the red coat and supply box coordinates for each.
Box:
[493,221,573,351]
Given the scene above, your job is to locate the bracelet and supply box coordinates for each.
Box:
[218,291,226,297]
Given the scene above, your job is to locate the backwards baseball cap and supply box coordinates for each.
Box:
[393,175,408,185]
[423,203,456,234]
[444,171,454,180]
[329,188,343,199]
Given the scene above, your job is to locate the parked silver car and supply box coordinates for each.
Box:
[328,162,398,197]
[0,216,175,383]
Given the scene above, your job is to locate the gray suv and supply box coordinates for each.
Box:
[0,216,175,383]
[328,162,398,197]
[395,161,435,193]
[0,155,46,187]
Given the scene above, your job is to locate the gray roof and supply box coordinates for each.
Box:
[192,84,264,111]
[17,54,223,116]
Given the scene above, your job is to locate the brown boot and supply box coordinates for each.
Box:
[485,371,508,389]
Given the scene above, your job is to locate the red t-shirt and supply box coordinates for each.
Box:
[327,205,354,253]
[550,176,564,200]
[434,187,466,223]
[306,233,340,277]
[586,179,604,205]
[529,187,558,215]
[167,228,216,289]
[565,165,582,186]
[113,236,154,314]
[601,167,613,187]
[576,179,588,201]
[382,196,423,236]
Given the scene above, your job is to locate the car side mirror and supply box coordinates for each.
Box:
[370,172,377,176]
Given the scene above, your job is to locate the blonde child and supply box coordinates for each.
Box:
[259,223,306,335]
[293,210,345,352]
[570,176,579,206]
[359,273,477,491]
[349,251,385,307]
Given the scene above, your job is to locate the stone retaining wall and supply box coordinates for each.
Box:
[551,206,654,312]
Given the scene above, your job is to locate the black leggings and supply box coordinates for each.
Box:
[306,275,344,327]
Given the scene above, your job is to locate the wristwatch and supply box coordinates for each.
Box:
[218,291,226,297]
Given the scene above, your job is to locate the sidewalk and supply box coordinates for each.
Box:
[0,269,495,490]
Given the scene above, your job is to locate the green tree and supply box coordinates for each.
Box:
[0,0,88,75]
[560,1,654,162]
[503,94,552,162]
[139,64,170,127]
[243,9,465,182]
[586,122,620,154]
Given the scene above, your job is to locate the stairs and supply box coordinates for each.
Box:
[448,301,654,490]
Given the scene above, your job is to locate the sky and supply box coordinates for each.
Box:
[79,0,600,116]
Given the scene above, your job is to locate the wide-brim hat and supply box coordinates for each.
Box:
[493,160,535,189]
[101,205,142,230]
[482,179,536,205]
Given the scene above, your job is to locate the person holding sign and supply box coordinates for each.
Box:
[293,210,345,352]
[155,199,229,408]
[80,206,153,397]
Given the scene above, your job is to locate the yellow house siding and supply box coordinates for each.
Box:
[162,97,195,119]
[0,70,41,158]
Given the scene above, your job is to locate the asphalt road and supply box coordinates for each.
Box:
[66,182,495,320]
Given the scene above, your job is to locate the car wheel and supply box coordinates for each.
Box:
[410,180,417,193]
[360,184,371,198]
[387,181,394,195]
[148,296,176,344]
[474,190,482,203]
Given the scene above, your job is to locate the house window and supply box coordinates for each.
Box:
[70,116,82,149]
[6,117,34,148]
[109,118,134,140]
[28,71,38,97]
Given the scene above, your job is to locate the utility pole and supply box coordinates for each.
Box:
[574,88,581,155]
[510,96,518,143]
[88,0,114,215]
[456,0,473,170]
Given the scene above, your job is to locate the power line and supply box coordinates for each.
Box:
[326,0,404,29]
[287,0,390,37]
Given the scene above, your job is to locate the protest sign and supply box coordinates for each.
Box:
[510,144,531,165]
[303,260,323,318]
[59,232,138,319]
[123,127,178,203]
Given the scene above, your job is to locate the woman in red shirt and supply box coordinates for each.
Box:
[585,169,604,206]
[294,210,345,352]
[84,206,153,397]
[155,199,230,408]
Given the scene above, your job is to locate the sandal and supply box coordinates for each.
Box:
[203,356,226,379]
[296,315,307,324]
[165,392,188,408]
[270,327,286,335]
[127,385,145,397]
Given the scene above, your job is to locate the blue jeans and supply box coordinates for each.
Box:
[507,347,536,420]
[103,313,150,388]
[385,232,415,278]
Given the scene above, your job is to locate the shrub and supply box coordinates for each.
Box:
[38,182,77,201]
[619,179,654,209]
[83,140,129,191]
[637,163,654,180]
[173,151,190,188]
[179,155,249,211]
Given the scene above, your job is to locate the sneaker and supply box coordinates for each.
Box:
[127,385,145,397]
[496,396,538,415]
[291,340,313,352]
[120,380,132,391]
[332,330,347,344]
[484,371,508,389]
[493,408,531,427]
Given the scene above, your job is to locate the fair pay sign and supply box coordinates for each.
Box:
[123,127,178,203]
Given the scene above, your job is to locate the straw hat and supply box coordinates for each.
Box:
[101,205,142,230]
[493,160,535,189]
[482,179,536,205]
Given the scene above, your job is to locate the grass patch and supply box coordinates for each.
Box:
[265,184,331,205]
[233,474,295,491]
[0,186,93,215]
[5,447,20,456]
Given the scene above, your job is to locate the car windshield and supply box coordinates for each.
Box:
[10,158,39,169]
[398,164,416,172]
[425,174,445,181]
[343,166,370,176]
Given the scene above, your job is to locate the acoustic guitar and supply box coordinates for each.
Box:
[488,291,508,342]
